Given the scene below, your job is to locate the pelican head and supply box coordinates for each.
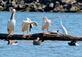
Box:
[12,8,16,13]
[26,18,30,21]
[43,16,51,24]
[26,18,32,23]
[7,8,16,36]
[9,7,16,13]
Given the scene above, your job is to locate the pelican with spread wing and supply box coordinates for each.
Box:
[22,18,37,38]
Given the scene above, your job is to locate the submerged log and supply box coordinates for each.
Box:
[0,32,82,41]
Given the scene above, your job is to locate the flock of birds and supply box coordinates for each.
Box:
[6,8,78,46]
[7,8,53,45]
[7,8,54,37]
[7,8,68,36]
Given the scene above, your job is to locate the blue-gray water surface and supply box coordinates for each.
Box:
[0,12,82,57]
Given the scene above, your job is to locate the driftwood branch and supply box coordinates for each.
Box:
[0,32,82,41]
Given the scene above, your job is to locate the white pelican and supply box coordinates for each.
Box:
[7,8,16,36]
[42,17,51,33]
[60,20,68,35]
[7,8,17,45]
[22,18,37,38]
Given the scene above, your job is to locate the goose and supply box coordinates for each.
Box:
[7,8,17,45]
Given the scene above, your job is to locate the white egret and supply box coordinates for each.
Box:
[22,18,37,38]
[7,8,16,36]
[42,17,51,33]
[60,19,68,35]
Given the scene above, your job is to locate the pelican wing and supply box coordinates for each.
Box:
[22,22,30,32]
[7,21,14,34]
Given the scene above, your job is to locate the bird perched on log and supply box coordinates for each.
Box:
[7,8,16,37]
[60,19,68,35]
[42,17,51,34]
[22,18,37,38]
[7,8,17,45]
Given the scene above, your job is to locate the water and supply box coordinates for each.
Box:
[0,40,82,57]
[0,12,82,36]
[0,12,82,57]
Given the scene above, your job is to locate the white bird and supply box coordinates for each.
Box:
[22,18,37,38]
[7,8,17,45]
[7,8,16,36]
[42,17,51,33]
[60,20,68,35]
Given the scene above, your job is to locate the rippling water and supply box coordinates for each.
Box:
[0,12,82,57]
[0,40,82,57]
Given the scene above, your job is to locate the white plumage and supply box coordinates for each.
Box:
[22,18,37,36]
[42,17,51,32]
[7,8,16,36]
